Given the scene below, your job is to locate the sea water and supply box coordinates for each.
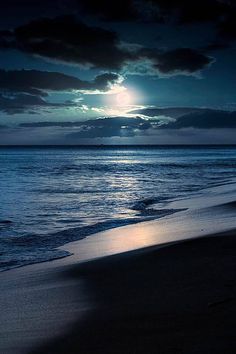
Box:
[0,146,236,271]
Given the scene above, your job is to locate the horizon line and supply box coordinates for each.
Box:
[1,144,236,148]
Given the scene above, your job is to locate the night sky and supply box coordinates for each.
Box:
[0,0,236,144]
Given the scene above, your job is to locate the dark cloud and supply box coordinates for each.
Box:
[0,69,123,114]
[149,0,231,24]
[163,110,236,129]
[74,0,236,52]
[0,93,75,115]
[0,16,213,75]
[19,121,84,127]
[0,16,133,70]
[1,107,235,145]
[75,0,164,22]
[91,73,123,91]
[76,1,236,50]
[0,69,122,97]
[132,107,236,129]
[0,1,235,144]
[1,1,236,53]
[76,0,141,22]
[16,108,236,141]
[149,48,213,74]
[131,107,205,118]
[74,0,233,24]
[1,0,232,25]
[0,0,67,26]
[151,1,236,48]
[19,117,153,138]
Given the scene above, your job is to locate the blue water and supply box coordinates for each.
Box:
[0,146,236,271]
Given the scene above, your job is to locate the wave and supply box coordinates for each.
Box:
[131,197,168,211]
[0,205,185,272]
[17,161,236,178]
[1,147,235,273]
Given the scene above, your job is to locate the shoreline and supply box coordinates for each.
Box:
[0,182,236,353]
[0,178,236,274]
[1,177,236,274]
[0,231,235,354]
[1,230,236,354]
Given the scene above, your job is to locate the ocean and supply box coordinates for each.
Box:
[0,145,236,271]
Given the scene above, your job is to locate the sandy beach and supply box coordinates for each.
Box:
[0,183,236,354]
[33,232,236,354]
[1,0,236,350]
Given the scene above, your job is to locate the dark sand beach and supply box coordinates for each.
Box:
[0,184,236,354]
[32,232,236,354]
[2,0,236,350]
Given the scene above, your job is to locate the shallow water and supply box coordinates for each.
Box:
[0,146,236,271]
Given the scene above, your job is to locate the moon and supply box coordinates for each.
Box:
[116,91,131,106]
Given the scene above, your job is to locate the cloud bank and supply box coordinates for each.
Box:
[1,108,236,144]
[0,69,123,114]
[0,16,213,76]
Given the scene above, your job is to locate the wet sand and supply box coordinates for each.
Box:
[0,183,236,354]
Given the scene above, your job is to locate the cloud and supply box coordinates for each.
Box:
[0,93,75,115]
[1,0,232,25]
[162,110,236,129]
[149,0,231,24]
[76,0,142,22]
[147,48,214,75]
[130,107,205,118]
[86,73,124,93]
[64,109,236,140]
[17,116,156,139]
[19,117,152,137]
[0,16,213,76]
[74,0,236,53]
[0,16,133,70]
[2,107,236,144]
[0,69,124,114]
[18,107,236,139]
[18,107,236,132]
[1,1,235,60]
[2,125,236,145]
[131,106,236,129]
[0,69,123,96]
[19,121,89,128]
[75,0,233,25]
[0,1,65,22]
[151,1,236,48]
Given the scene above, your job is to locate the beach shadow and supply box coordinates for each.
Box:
[32,235,236,354]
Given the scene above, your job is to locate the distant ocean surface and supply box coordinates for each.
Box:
[0,146,236,271]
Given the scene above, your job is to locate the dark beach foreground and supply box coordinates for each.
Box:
[1,183,236,354]
[1,233,236,354]
[31,232,236,354]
